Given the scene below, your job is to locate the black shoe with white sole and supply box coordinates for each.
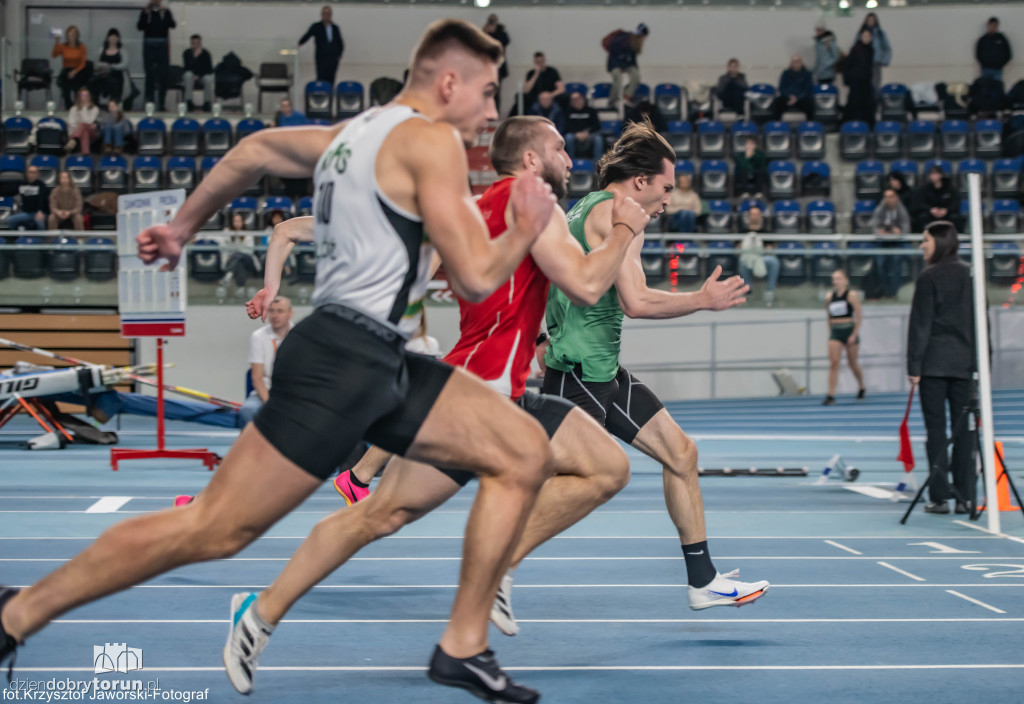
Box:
[924,501,950,514]
[428,645,539,703]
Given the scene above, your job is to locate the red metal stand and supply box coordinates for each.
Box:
[110,339,221,471]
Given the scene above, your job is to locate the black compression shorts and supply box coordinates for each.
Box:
[254,305,454,481]
[542,364,664,444]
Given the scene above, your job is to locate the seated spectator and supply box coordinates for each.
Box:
[6,166,49,231]
[520,52,564,115]
[738,205,779,306]
[275,98,309,127]
[219,212,260,287]
[887,171,913,212]
[913,164,963,232]
[239,295,294,426]
[48,171,85,230]
[664,173,701,233]
[716,58,748,114]
[734,135,767,197]
[871,187,911,299]
[91,28,128,104]
[529,92,565,134]
[564,91,602,159]
[183,34,215,112]
[52,25,89,110]
[101,100,132,155]
[773,54,815,120]
[66,88,99,155]
[813,21,840,84]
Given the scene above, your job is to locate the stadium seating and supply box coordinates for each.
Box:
[797,122,825,160]
[65,155,94,195]
[776,241,807,284]
[852,200,876,234]
[768,160,797,200]
[813,84,840,127]
[137,117,167,156]
[854,160,885,201]
[3,117,33,155]
[170,118,201,156]
[48,235,80,281]
[664,121,693,159]
[771,200,801,233]
[336,81,365,119]
[730,121,759,156]
[974,119,1003,159]
[236,117,265,142]
[763,122,792,160]
[97,156,128,194]
[705,200,734,234]
[706,239,738,277]
[298,196,314,217]
[800,161,831,197]
[84,237,116,282]
[132,156,163,192]
[167,156,197,193]
[30,155,58,187]
[957,158,987,195]
[746,84,775,123]
[202,119,232,157]
[36,118,67,155]
[228,196,259,230]
[840,121,870,161]
[699,160,729,199]
[305,81,333,120]
[880,83,909,122]
[873,121,903,160]
[0,155,25,197]
[991,158,1021,199]
[806,199,837,235]
[655,83,684,121]
[991,199,1020,235]
[697,121,727,159]
[890,159,919,189]
[907,120,937,159]
[939,120,970,159]
[569,159,596,198]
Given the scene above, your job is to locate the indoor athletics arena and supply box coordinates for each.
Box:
[0,0,1023,702]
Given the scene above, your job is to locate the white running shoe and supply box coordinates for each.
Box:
[688,569,770,611]
[490,571,519,636]
[223,592,274,694]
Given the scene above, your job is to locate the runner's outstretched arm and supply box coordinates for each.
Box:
[246,216,313,321]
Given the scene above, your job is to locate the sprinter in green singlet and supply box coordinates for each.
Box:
[541,120,772,614]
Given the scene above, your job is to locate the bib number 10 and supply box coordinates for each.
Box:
[316,181,335,225]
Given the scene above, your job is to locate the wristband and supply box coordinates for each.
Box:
[613,222,639,237]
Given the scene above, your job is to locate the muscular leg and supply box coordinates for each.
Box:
[509,407,629,567]
[1,425,322,641]
[827,339,843,397]
[845,340,865,390]
[348,444,393,485]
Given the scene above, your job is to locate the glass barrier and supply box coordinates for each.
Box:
[0,233,1022,310]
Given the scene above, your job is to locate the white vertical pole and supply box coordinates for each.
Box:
[967,172,1000,535]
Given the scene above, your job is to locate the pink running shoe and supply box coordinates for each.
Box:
[333,470,370,506]
[173,495,194,508]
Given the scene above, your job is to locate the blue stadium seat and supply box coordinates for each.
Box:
[873,121,904,160]
[590,82,612,109]
[0,197,15,230]
[189,238,223,282]
[907,120,937,159]
[699,160,730,199]
[763,122,792,160]
[706,239,738,277]
[261,195,294,227]
[697,121,727,159]
[813,84,840,126]
[294,242,316,282]
[600,120,623,145]
[940,120,970,159]
[771,200,802,233]
[137,117,167,156]
[569,159,596,198]
[800,161,830,197]
[991,158,1021,199]
[991,199,1020,235]
[167,156,197,193]
[305,81,333,121]
[974,119,1003,159]
[633,84,651,102]
[200,156,220,184]
[768,160,797,200]
[336,81,364,119]
[811,240,842,283]
[170,118,200,156]
[236,117,265,142]
[564,82,588,98]
[776,241,807,284]
[852,200,877,234]
[655,83,683,121]
[890,159,920,189]
[854,160,885,201]
[664,121,692,159]
[13,235,46,279]
[730,120,759,156]
[806,199,836,235]
[0,155,26,197]
[846,240,875,282]
[35,117,67,155]
[3,116,33,155]
[132,156,163,192]
[97,155,128,194]
[30,155,59,187]
[674,159,695,175]
[48,235,80,281]
[840,121,871,161]
[202,118,232,157]
[957,158,988,195]
[989,241,1021,283]
[746,83,775,123]
[880,83,909,122]
[84,237,117,282]
[291,197,312,219]
[65,155,94,195]
[665,239,701,284]
[640,237,664,279]
[705,200,734,234]
[923,158,953,177]
[737,198,768,231]
[797,121,825,160]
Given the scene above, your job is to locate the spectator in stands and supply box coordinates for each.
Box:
[624,99,667,132]
[48,171,84,230]
[564,91,603,159]
[183,34,215,113]
[976,17,1012,82]
[813,21,840,85]
[871,187,911,298]
[522,52,564,115]
[773,54,815,120]
[6,166,49,231]
[66,88,99,155]
[843,29,876,126]
[738,205,779,306]
[913,165,962,232]
[220,212,261,287]
[734,135,767,198]
[604,23,648,109]
[529,92,566,134]
[887,171,913,212]
[664,172,701,234]
[716,58,749,115]
[483,14,510,112]
[91,29,128,104]
[240,295,294,426]
[101,100,132,155]
[299,5,344,85]
[275,98,309,127]
[52,25,88,110]
[138,0,176,112]
[861,12,891,94]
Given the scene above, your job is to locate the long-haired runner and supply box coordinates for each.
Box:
[823,269,866,406]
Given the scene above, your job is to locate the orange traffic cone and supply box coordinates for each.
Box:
[994,441,1021,512]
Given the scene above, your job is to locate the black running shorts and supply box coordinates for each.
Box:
[542,365,664,444]
[254,305,454,481]
[439,390,575,487]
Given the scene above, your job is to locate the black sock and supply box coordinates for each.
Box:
[682,541,716,588]
[346,471,369,489]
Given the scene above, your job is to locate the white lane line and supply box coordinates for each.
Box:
[877,562,927,581]
[955,520,1024,546]
[824,540,863,555]
[946,590,1007,614]
[844,486,905,500]
[50,617,1024,625]
[13,664,1024,673]
[14,583,1024,590]
[83,497,132,514]
[3,556,1021,563]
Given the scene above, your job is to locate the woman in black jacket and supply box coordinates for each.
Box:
[912,166,963,232]
[907,221,977,514]
[843,30,876,126]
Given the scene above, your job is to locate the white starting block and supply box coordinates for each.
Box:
[815,454,860,484]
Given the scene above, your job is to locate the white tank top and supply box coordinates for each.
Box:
[311,104,434,335]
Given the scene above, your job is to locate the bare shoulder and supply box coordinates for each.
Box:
[391,119,464,166]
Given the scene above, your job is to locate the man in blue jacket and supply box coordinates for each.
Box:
[605,23,648,109]
[773,54,815,120]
